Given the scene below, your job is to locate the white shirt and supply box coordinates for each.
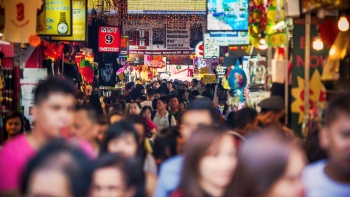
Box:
[152,111,176,130]
[303,160,350,197]
[1,0,42,43]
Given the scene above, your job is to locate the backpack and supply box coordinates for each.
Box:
[151,111,173,127]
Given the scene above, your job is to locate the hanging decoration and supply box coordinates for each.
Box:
[248,0,268,46]
[228,61,247,102]
[42,40,64,59]
[319,18,339,48]
[28,35,41,47]
[80,60,95,83]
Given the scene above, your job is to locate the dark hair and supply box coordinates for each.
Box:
[21,139,93,197]
[128,101,142,114]
[178,126,232,197]
[135,84,145,90]
[111,90,120,98]
[76,91,86,100]
[225,131,297,197]
[153,127,180,162]
[177,90,186,99]
[129,89,141,101]
[324,93,350,126]
[2,111,24,142]
[141,106,153,116]
[181,84,188,89]
[93,154,145,197]
[35,77,75,105]
[109,96,117,104]
[152,99,158,110]
[102,120,143,160]
[88,93,104,116]
[126,82,134,90]
[126,115,148,140]
[192,79,199,86]
[226,111,237,129]
[75,105,99,123]
[158,96,168,105]
[189,90,200,101]
[107,110,125,124]
[146,88,155,97]
[154,89,161,95]
[180,98,221,126]
[118,100,127,111]
[109,103,123,111]
[234,108,258,130]
[303,128,327,163]
[202,91,213,101]
[168,95,179,103]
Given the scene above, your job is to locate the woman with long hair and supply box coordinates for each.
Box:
[172,126,238,197]
[101,120,157,197]
[225,131,306,197]
[1,111,24,144]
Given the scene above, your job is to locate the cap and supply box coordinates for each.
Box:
[258,96,284,110]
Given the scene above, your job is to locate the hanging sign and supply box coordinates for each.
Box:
[267,33,287,47]
[203,74,217,83]
[119,36,130,57]
[37,0,72,36]
[195,41,204,58]
[51,0,87,41]
[200,67,209,74]
[98,26,121,52]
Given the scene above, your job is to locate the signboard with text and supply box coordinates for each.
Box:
[37,0,72,36]
[51,0,87,41]
[119,36,130,57]
[98,26,121,52]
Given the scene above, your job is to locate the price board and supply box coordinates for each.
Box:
[98,26,121,52]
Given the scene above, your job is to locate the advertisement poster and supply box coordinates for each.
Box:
[204,33,220,58]
[119,36,130,58]
[128,0,206,14]
[291,25,329,136]
[51,0,86,41]
[20,68,48,125]
[37,0,72,36]
[98,26,121,52]
[123,20,205,55]
[207,0,248,31]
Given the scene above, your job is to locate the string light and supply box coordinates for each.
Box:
[312,36,324,51]
[338,16,349,32]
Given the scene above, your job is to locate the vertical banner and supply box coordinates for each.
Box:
[291,25,329,136]
[51,0,87,41]
[20,68,48,125]
[119,36,130,57]
[98,26,121,52]
[37,0,72,36]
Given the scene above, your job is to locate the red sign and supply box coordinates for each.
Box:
[98,26,121,52]
[119,36,129,57]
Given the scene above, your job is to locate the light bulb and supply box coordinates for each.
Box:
[338,16,349,32]
[312,37,324,51]
[329,46,336,56]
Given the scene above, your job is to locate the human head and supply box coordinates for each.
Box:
[157,96,168,112]
[91,154,144,197]
[128,102,142,115]
[97,118,109,143]
[125,82,134,91]
[154,89,161,99]
[178,99,187,111]
[141,106,153,121]
[321,93,350,177]
[108,110,125,125]
[102,120,140,159]
[180,84,188,90]
[126,115,148,144]
[75,92,86,105]
[146,88,154,100]
[234,108,258,136]
[258,96,285,126]
[118,100,127,111]
[226,131,306,197]
[153,127,180,162]
[178,126,237,197]
[179,98,221,143]
[177,90,189,100]
[89,93,104,116]
[21,140,92,197]
[189,90,200,101]
[129,89,141,102]
[226,111,237,129]
[152,99,158,111]
[168,95,179,110]
[109,103,123,113]
[191,79,199,87]
[167,82,173,90]
[33,77,75,138]
[70,105,99,142]
[2,111,24,141]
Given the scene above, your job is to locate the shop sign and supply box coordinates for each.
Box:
[195,41,204,58]
[51,0,87,41]
[167,21,190,50]
[119,36,130,57]
[200,67,209,74]
[203,74,217,83]
[129,50,194,55]
[205,32,250,46]
[204,33,220,58]
[217,66,226,75]
[37,0,72,36]
[98,26,121,52]
[267,33,287,47]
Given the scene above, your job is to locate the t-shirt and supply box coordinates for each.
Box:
[146,119,156,131]
[303,160,350,197]
[152,111,176,130]
[0,135,35,192]
[0,0,42,43]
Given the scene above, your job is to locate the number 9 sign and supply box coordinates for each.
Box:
[105,34,114,44]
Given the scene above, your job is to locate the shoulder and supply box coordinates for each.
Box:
[303,160,326,184]
[160,155,184,173]
[0,135,28,157]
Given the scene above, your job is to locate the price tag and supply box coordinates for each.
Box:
[267,33,287,47]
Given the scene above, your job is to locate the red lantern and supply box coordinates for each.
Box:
[80,66,94,82]
[319,18,339,48]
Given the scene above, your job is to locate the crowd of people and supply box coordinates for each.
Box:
[0,76,349,197]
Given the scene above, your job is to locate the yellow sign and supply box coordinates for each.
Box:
[203,74,217,83]
[200,67,209,74]
[37,0,72,36]
[268,33,287,47]
[51,0,86,41]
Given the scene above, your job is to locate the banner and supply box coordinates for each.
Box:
[291,25,329,136]
[204,33,220,58]
[128,0,206,14]
[98,26,121,52]
[123,20,204,54]
[51,0,86,41]
[20,68,48,125]
[119,36,130,57]
[37,0,72,36]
